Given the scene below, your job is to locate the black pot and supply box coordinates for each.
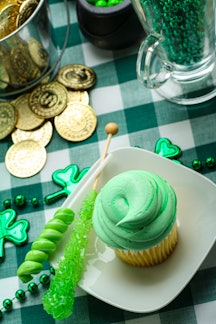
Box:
[76,0,145,50]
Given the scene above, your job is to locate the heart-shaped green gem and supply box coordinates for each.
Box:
[154,138,182,159]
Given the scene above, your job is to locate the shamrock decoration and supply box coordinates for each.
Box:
[0,209,29,261]
[154,138,182,164]
[44,164,90,204]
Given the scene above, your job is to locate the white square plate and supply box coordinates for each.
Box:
[50,147,216,313]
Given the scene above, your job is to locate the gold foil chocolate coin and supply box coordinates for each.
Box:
[13,93,44,130]
[5,140,47,178]
[0,63,10,89]
[11,121,53,147]
[0,102,18,140]
[67,90,89,104]
[17,0,39,28]
[54,102,97,142]
[29,81,68,118]
[56,64,96,90]
[10,43,40,82]
[28,38,49,68]
[0,4,19,39]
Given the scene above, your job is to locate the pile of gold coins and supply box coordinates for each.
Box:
[0,0,40,39]
[0,36,49,90]
[1,64,97,178]
[0,0,49,91]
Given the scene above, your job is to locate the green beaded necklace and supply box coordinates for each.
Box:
[0,267,55,320]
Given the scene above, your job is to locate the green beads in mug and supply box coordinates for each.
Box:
[140,0,206,65]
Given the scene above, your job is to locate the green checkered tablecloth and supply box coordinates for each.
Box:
[1,0,216,323]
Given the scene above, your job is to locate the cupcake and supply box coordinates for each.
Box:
[92,170,178,267]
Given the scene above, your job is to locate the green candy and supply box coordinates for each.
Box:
[45,218,68,233]
[53,208,75,225]
[154,138,182,159]
[43,189,97,320]
[17,208,74,283]
[39,229,63,243]
[25,250,48,262]
[31,238,56,253]
[95,0,107,6]
[17,261,43,283]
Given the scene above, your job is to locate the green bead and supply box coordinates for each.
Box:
[3,298,13,310]
[31,197,40,207]
[49,266,55,275]
[3,199,12,209]
[39,274,50,286]
[205,156,215,169]
[14,194,26,208]
[28,282,38,294]
[15,289,26,301]
[192,159,202,171]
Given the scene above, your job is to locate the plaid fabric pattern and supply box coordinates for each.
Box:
[0,0,216,323]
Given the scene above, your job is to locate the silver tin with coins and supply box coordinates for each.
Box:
[0,0,69,99]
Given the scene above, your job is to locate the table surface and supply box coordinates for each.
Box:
[1,0,216,323]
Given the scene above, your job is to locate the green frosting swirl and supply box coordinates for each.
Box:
[92,170,177,250]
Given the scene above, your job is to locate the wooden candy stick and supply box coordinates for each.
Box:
[93,122,119,190]
[42,122,119,320]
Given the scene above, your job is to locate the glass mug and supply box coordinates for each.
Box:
[131,0,216,105]
[0,0,69,99]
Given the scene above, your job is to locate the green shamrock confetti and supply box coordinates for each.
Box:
[44,164,89,204]
[0,209,29,261]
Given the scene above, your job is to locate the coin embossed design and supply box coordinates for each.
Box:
[67,90,89,105]
[11,121,53,147]
[0,102,18,140]
[54,102,97,142]
[56,64,96,90]
[13,93,44,130]
[29,81,68,118]
[5,140,47,178]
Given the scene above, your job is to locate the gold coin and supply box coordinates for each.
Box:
[13,93,44,130]
[11,121,53,147]
[54,102,97,142]
[28,38,49,68]
[67,90,89,105]
[56,64,96,90]
[0,102,18,140]
[29,81,68,119]
[0,62,10,89]
[5,140,47,178]
[10,43,41,82]
[16,0,39,28]
[4,33,23,49]
[0,4,19,39]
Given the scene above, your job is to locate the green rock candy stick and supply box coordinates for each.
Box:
[42,189,97,320]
